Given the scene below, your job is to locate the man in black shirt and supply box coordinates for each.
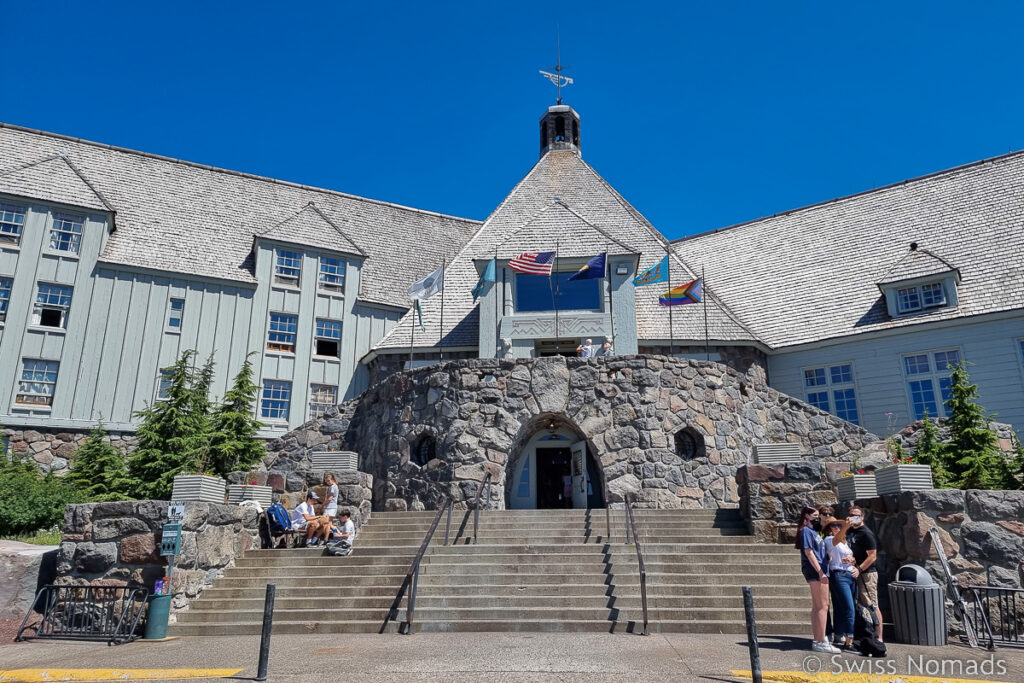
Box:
[846,506,883,642]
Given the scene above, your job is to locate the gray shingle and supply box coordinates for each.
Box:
[876,246,958,285]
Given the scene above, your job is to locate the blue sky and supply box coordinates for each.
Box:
[3,2,1023,240]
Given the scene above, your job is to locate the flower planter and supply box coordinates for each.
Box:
[837,474,878,501]
[310,451,358,472]
[170,474,227,504]
[875,464,934,495]
[227,484,273,508]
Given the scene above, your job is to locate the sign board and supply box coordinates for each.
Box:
[167,502,185,523]
[160,523,182,556]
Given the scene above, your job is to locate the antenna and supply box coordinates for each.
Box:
[539,29,573,104]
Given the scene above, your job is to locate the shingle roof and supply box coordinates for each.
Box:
[673,150,1024,348]
[0,123,479,308]
[372,150,758,352]
[257,202,367,258]
[488,202,638,259]
[876,246,958,286]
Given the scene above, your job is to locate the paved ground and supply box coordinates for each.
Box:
[1,633,1023,682]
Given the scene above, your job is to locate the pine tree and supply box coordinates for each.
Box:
[207,353,266,477]
[1000,435,1024,491]
[944,361,1003,490]
[127,350,213,499]
[64,426,136,501]
[912,411,951,487]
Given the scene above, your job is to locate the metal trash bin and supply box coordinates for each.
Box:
[144,594,171,640]
[888,563,947,645]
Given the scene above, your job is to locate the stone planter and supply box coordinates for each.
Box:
[170,474,226,503]
[875,464,933,495]
[836,474,877,501]
[227,484,273,508]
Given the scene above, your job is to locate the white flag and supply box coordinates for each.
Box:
[408,265,444,300]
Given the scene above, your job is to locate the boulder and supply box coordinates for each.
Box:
[961,522,1024,567]
[72,542,117,574]
[965,490,1024,523]
[119,533,159,565]
[0,540,58,619]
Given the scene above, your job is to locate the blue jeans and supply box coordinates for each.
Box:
[829,570,857,638]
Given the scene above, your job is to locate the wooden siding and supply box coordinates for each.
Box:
[768,314,1024,438]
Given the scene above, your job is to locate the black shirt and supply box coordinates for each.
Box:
[846,525,878,574]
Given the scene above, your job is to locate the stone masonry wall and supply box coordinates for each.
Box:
[265,355,878,511]
[893,419,1019,460]
[57,501,259,617]
[228,465,374,531]
[2,427,136,476]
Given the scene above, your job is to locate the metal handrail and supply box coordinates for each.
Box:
[383,495,452,635]
[471,471,493,545]
[624,495,649,636]
[962,584,1021,649]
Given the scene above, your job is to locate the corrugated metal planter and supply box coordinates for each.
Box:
[875,464,934,495]
[310,451,358,472]
[836,475,878,501]
[170,474,227,503]
[227,484,273,508]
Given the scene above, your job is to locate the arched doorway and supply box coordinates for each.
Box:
[507,426,605,509]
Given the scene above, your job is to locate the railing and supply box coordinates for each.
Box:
[471,471,493,545]
[623,495,649,636]
[962,585,1022,649]
[16,584,149,645]
[381,495,453,635]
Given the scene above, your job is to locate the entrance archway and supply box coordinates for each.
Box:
[506,424,605,510]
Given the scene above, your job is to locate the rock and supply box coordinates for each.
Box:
[196,525,236,568]
[961,522,1024,567]
[965,490,1024,523]
[92,517,150,541]
[0,541,58,619]
[72,542,117,574]
[902,512,958,560]
[119,534,159,564]
[531,357,569,413]
[896,489,966,514]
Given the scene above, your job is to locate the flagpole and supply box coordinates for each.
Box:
[494,246,500,359]
[606,248,615,354]
[703,265,709,361]
[554,241,560,354]
[439,257,446,363]
[668,256,675,357]
[409,302,416,370]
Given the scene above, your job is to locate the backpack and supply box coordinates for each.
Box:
[266,503,291,534]
[853,604,887,657]
[326,538,352,556]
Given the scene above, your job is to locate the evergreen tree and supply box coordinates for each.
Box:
[944,362,1003,490]
[207,353,266,477]
[1000,435,1024,491]
[64,426,136,501]
[912,411,951,488]
[127,350,213,499]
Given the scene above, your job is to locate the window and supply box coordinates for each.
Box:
[802,363,859,424]
[16,359,59,406]
[267,313,298,353]
[896,281,947,314]
[411,434,437,466]
[1019,339,1024,365]
[156,368,173,401]
[309,383,338,419]
[32,283,72,329]
[274,250,301,286]
[314,318,342,357]
[515,271,601,312]
[902,349,960,420]
[167,298,184,330]
[0,277,11,323]
[261,380,291,421]
[0,203,26,246]
[318,256,345,293]
[674,428,703,460]
[49,213,83,253]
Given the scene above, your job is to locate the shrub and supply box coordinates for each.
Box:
[206,353,266,477]
[0,458,87,537]
[64,426,136,502]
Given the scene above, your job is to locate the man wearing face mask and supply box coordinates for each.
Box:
[845,506,883,642]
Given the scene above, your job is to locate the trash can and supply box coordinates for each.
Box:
[144,594,172,640]
[887,563,947,645]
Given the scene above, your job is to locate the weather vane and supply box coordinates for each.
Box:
[539,33,573,104]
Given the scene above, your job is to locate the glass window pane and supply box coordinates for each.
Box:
[921,282,946,307]
[261,380,292,420]
[909,379,938,420]
[904,354,930,375]
[833,388,859,424]
[933,350,959,370]
[807,391,830,412]
[319,257,345,291]
[49,213,84,253]
[275,250,301,283]
[315,318,342,339]
[829,364,852,385]
[515,272,600,312]
[804,368,827,387]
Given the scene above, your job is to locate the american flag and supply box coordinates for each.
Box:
[508,251,556,275]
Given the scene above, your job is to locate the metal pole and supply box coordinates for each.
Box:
[703,265,710,361]
[444,501,452,546]
[409,303,416,370]
[743,586,763,683]
[494,247,500,358]
[439,258,446,362]
[625,505,632,545]
[473,498,481,545]
[256,583,276,681]
[667,256,675,357]
[554,242,560,354]
[605,505,611,542]
[606,250,615,354]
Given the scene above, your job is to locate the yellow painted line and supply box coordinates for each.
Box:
[0,669,242,682]
[731,671,1007,683]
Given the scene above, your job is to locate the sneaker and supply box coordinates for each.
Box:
[307,539,318,547]
[811,641,842,654]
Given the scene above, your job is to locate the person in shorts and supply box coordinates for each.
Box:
[846,506,883,642]
[323,473,339,522]
[796,506,839,654]
[291,491,328,547]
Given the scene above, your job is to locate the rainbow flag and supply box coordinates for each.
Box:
[659,277,702,306]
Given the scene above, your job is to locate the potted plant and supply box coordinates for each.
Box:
[875,458,934,495]
[170,472,227,503]
[227,480,273,507]
[837,470,877,501]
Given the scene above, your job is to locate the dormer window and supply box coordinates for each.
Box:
[274,249,301,287]
[878,244,960,319]
[896,281,946,314]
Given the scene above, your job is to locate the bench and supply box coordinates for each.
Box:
[752,442,803,465]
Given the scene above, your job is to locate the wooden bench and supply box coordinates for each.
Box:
[752,442,803,465]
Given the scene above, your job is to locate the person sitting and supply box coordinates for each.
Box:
[291,491,328,547]
[327,510,356,556]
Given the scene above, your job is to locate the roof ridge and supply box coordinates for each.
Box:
[0,152,61,178]
[60,153,116,214]
[0,121,482,226]
[671,147,1024,246]
[553,200,640,254]
[575,156,764,343]
[878,244,960,283]
[305,202,368,257]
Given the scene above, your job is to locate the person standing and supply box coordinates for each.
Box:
[825,519,858,650]
[323,473,339,523]
[796,506,840,654]
[576,339,595,358]
[846,506,884,643]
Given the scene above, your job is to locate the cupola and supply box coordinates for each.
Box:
[539,105,581,158]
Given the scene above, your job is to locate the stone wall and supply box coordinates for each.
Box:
[264,355,878,511]
[1,427,136,475]
[57,501,259,616]
[637,344,768,383]
[736,461,846,543]
[228,466,374,530]
[893,419,1019,459]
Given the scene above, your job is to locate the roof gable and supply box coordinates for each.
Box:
[491,201,638,259]
[876,245,959,286]
[0,153,113,213]
[257,202,367,257]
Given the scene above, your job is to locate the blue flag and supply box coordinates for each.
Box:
[471,258,496,302]
[568,253,606,281]
[633,255,669,286]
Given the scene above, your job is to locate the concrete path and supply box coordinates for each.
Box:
[1,633,1022,682]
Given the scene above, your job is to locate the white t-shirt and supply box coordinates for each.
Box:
[324,484,339,516]
[827,539,854,572]
[291,501,316,530]
[339,519,355,539]
[580,344,595,358]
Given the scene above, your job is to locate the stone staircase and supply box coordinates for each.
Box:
[170,508,810,635]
